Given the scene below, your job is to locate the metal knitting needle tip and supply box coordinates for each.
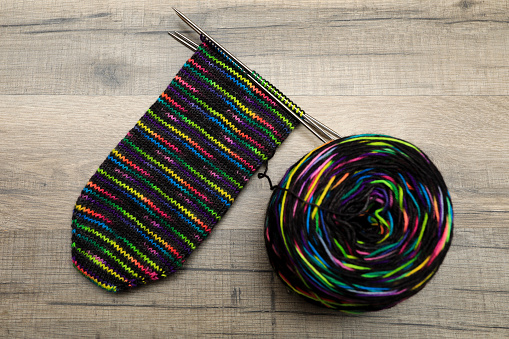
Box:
[172,8,204,36]
[168,31,199,51]
[173,31,199,49]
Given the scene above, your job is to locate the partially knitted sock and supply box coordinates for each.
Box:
[71,41,299,292]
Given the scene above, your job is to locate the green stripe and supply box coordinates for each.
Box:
[197,45,295,129]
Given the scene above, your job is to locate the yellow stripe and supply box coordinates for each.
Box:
[295,246,334,288]
[304,160,332,202]
[311,175,335,220]
[403,257,430,278]
[412,267,437,290]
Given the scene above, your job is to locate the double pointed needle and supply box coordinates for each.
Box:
[170,8,341,143]
[169,31,198,51]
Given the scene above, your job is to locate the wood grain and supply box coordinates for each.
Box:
[1,0,508,337]
[0,0,508,96]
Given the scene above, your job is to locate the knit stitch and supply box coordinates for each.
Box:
[71,41,299,291]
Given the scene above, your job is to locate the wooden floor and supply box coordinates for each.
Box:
[1,0,508,337]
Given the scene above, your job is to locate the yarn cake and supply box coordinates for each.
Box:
[264,135,453,312]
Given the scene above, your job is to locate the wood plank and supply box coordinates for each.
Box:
[1,0,508,336]
[1,95,508,336]
[1,95,508,232]
[0,0,508,96]
[1,227,508,337]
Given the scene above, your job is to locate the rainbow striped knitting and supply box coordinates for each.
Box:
[71,41,299,292]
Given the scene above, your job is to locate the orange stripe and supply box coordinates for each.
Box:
[331,173,350,190]
[112,150,151,177]
[161,93,187,112]
[87,182,118,200]
[75,205,112,224]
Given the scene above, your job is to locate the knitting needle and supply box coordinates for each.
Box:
[168,33,337,142]
[169,31,340,143]
[171,8,339,142]
[171,30,341,143]
[169,30,328,142]
[168,31,198,51]
[171,8,341,143]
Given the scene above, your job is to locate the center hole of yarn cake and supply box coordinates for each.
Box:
[345,188,393,245]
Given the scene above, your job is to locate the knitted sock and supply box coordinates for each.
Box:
[71,41,300,292]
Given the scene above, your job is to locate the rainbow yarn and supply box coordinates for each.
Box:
[264,135,453,312]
